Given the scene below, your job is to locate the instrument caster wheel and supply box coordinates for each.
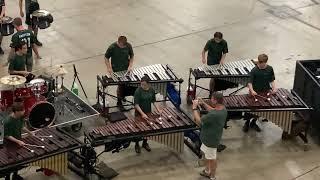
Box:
[71,123,83,132]
[186,95,193,105]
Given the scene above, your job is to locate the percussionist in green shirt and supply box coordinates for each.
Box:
[133,75,162,154]
[8,41,30,77]
[4,101,34,180]
[105,36,134,110]
[243,53,277,132]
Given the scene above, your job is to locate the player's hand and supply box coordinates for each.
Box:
[157,108,163,115]
[251,90,258,96]
[17,140,26,146]
[271,88,277,94]
[192,99,199,109]
[127,66,132,73]
[220,61,224,65]
[35,55,42,59]
[20,11,25,17]
[142,114,148,119]
[201,57,206,64]
[198,97,204,105]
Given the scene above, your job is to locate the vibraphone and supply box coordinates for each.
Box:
[187,59,256,102]
[0,128,83,175]
[85,107,198,153]
[97,64,183,116]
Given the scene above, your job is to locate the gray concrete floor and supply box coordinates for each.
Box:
[1,0,320,179]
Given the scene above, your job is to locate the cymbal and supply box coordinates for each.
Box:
[0,75,26,85]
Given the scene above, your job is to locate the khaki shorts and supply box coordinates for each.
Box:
[201,144,217,160]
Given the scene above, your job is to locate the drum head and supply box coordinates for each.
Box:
[28,102,55,129]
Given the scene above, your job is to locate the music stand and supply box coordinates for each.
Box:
[71,64,88,99]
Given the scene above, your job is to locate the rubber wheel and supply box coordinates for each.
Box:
[71,123,83,132]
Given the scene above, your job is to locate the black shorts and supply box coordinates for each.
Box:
[25,1,40,26]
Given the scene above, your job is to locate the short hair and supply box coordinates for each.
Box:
[14,41,27,52]
[11,101,25,113]
[118,36,127,44]
[258,54,268,63]
[211,92,224,104]
[214,32,223,39]
[141,75,150,83]
[13,17,23,26]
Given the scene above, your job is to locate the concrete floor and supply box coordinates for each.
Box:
[1,0,320,179]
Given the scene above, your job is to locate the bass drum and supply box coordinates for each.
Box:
[24,96,55,129]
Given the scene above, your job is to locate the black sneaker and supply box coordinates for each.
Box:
[142,142,151,152]
[135,143,141,154]
[0,47,4,55]
[250,121,261,132]
[242,120,250,133]
[35,40,43,47]
[12,174,24,180]
[217,144,227,152]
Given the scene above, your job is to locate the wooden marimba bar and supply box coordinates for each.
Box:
[88,107,197,152]
[0,128,82,174]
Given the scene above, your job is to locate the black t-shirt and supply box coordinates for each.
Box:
[204,39,228,65]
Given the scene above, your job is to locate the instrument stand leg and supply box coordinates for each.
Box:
[71,64,88,99]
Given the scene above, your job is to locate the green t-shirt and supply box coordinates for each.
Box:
[105,42,134,72]
[200,108,227,148]
[250,65,275,92]
[11,29,36,58]
[204,39,228,65]
[4,115,24,139]
[8,54,26,73]
[134,87,156,113]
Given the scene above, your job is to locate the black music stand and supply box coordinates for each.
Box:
[71,64,88,99]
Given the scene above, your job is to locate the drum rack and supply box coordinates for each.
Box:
[95,64,183,118]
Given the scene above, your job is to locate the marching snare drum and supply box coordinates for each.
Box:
[24,95,55,129]
[32,10,53,29]
[0,16,14,36]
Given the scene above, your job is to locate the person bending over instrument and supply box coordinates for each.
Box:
[133,75,162,154]
[201,32,228,95]
[4,101,35,180]
[243,53,277,132]
[8,17,40,72]
[19,0,42,46]
[192,92,227,180]
[0,0,6,54]
[105,36,134,111]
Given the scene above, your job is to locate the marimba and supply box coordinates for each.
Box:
[0,128,83,175]
[202,88,310,137]
[86,107,197,153]
[187,59,256,103]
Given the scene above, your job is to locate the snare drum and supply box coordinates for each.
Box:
[32,10,53,29]
[29,78,48,95]
[24,95,55,129]
[0,16,14,36]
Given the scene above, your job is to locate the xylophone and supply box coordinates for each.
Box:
[201,88,310,135]
[0,128,83,175]
[187,59,256,102]
[86,107,197,153]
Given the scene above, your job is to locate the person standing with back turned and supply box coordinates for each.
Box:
[192,92,228,180]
